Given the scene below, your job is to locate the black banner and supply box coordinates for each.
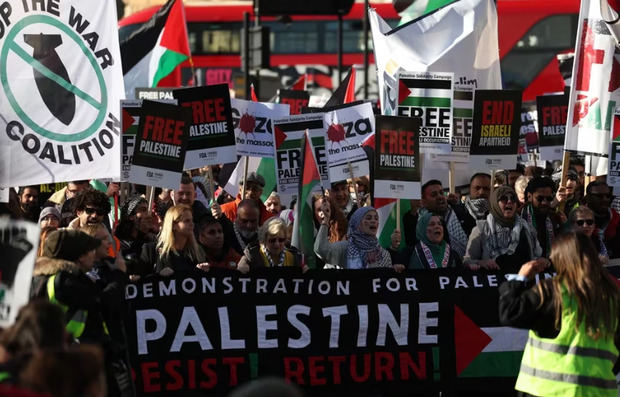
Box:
[470,90,521,155]
[277,89,310,115]
[536,94,568,148]
[132,100,190,172]
[125,268,556,396]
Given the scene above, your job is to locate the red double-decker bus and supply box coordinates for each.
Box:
[118,0,580,102]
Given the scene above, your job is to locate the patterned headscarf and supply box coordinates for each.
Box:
[346,206,382,268]
[490,186,517,227]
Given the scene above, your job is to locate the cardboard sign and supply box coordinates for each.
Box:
[173,85,236,168]
[231,99,290,158]
[129,100,190,189]
[135,87,175,101]
[397,72,453,154]
[374,116,422,199]
[323,102,374,182]
[0,218,39,327]
[470,90,521,172]
[536,95,568,161]
[277,89,310,115]
[273,114,329,195]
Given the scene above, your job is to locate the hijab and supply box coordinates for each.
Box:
[490,185,518,227]
[416,212,447,265]
[346,206,383,268]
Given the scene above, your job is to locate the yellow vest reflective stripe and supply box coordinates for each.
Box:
[47,275,88,339]
[516,288,618,396]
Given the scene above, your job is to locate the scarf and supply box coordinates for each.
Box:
[420,207,467,257]
[416,211,449,267]
[464,197,489,220]
[489,186,517,227]
[345,206,390,269]
[521,203,554,254]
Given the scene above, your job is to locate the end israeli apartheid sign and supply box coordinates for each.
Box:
[231,98,290,158]
[273,113,329,195]
[397,71,453,155]
[323,102,373,182]
[470,90,521,172]
[173,84,236,169]
[277,89,310,115]
[128,100,190,189]
[0,1,124,186]
[374,115,421,199]
[536,94,567,162]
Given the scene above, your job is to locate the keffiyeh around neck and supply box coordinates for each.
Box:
[346,206,382,268]
[465,197,489,220]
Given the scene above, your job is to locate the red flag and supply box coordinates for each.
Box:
[344,68,356,103]
[290,74,307,90]
[250,84,258,102]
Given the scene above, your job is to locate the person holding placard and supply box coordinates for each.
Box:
[465,186,542,273]
[409,212,462,269]
[315,206,392,270]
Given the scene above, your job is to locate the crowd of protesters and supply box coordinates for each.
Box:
[1,156,620,396]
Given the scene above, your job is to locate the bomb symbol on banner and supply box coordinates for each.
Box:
[239,112,256,136]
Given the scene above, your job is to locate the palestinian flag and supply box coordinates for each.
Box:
[323,68,356,108]
[120,0,191,98]
[375,198,411,250]
[291,132,322,269]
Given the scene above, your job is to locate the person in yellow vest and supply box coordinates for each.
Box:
[499,231,620,396]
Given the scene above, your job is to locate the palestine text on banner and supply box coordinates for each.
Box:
[564,0,620,173]
[231,99,290,158]
[397,71,453,155]
[121,0,191,99]
[173,84,237,169]
[369,0,502,117]
[273,113,329,196]
[323,102,374,182]
[0,1,124,186]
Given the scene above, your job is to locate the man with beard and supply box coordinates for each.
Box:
[521,176,562,257]
[221,172,273,225]
[68,190,111,230]
[18,185,40,222]
[171,173,209,231]
[585,181,620,258]
[330,180,357,220]
[455,173,491,235]
[223,199,260,256]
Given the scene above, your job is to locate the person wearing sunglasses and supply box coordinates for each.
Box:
[569,206,609,264]
[585,180,620,258]
[522,176,562,257]
[465,186,543,273]
[237,217,300,272]
[67,189,111,231]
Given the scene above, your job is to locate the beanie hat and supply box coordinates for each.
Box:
[38,207,61,224]
[121,195,148,220]
[43,229,101,262]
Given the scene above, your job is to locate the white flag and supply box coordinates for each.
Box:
[0,1,124,186]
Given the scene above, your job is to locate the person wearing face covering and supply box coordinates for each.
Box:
[464,186,543,274]
[409,213,462,269]
[315,206,392,269]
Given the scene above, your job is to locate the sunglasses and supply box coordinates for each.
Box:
[268,237,287,244]
[575,219,594,226]
[498,194,517,203]
[535,195,553,203]
[84,207,107,216]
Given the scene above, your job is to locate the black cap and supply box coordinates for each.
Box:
[43,229,101,262]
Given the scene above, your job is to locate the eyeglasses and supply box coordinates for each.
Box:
[84,207,106,216]
[535,195,553,203]
[575,219,594,226]
[498,194,517,203]
[268,237,287,244]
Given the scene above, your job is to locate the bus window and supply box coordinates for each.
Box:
[188,23,242,54]
[267,21,321,54]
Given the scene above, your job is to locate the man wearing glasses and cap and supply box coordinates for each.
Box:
[585,181,620,258]
[220,172,274,226]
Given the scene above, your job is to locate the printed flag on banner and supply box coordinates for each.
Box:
[374,116,422,199]
[277,89,310,115]
[0,1,124,187]
[291,132,323,269]
[370,0,502,117]
[231,99,290,158]
[564,0,620,175]
[128,100,190,189]
[273,113,328,195]
[536,94,568,161]
[0,218,39,327]
[397,71,453,154]
[324,102,374,182]
[608,112,620,187]
[121,0,191,99]
[470,90,521,172]
[173,84,236,169]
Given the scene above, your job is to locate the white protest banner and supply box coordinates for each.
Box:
[397,71,453,154]
[369,0,502,117]
[273,113,328,195]
[231,99,290,158]
[0,218,39,327]
[323,102,373,182]
[0,1,124,186]
[565,0,620,174]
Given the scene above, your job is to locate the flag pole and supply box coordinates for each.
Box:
[204,166,215,204]
[396,200,401,233]
[146,185,155,212]
[449,161,456,194]
[242,156,250,199]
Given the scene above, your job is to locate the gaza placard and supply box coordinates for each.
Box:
[231,98,290,158]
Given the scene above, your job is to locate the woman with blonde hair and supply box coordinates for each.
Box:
[237,217,300,272]
[139,205,205,275]
[499,231,620,396]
